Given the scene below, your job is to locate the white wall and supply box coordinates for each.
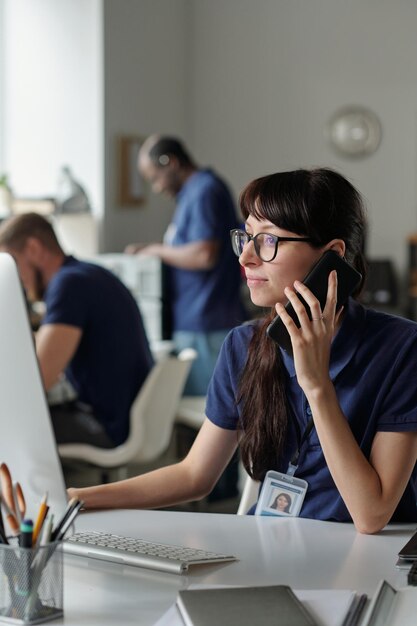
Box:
[2,0,417,277]
[2,0,103,215]
[0,0,4,169]
[1,0,188,253]
[188,0,417,275]
[100,0,189,250]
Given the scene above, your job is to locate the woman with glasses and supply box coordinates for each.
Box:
[70,168,417,533]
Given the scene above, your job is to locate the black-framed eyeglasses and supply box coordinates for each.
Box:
[230,229,312,262]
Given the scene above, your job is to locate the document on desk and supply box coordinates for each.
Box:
[153,585,366,626]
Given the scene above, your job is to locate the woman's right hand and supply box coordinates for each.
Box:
[274,270,340,396]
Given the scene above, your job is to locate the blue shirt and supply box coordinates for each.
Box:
[43,256,154,446]
[206,299,417,522]
[166,169,246,332]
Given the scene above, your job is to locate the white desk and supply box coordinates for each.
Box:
[58,510,415,625]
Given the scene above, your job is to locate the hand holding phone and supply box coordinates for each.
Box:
[266,250,362,353]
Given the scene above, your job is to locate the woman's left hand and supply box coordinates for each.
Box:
[274,270,342,394]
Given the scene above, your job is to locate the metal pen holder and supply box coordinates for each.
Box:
[0,541,63,624]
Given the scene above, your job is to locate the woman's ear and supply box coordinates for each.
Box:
[325,239,346,258]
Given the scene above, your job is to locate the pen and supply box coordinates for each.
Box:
[55,500,84,541]
[40,514,54,546]
[50,497,78,542]
[0,489,9,544]
[19,518,33,548]
[29,515,54,581]
[32,492,49,546]
[18,519,33,601]
[0,525,7,544]
[25,515,55,622]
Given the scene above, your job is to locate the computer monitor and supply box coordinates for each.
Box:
[0,253,68,518]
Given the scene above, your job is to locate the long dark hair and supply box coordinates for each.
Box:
[238,168,367,481]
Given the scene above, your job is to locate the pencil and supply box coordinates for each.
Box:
[32,492,49,546]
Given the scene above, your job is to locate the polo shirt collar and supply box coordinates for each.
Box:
[176,169,209,200]
[280,298,366,380]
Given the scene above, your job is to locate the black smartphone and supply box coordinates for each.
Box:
[266,250,362,353]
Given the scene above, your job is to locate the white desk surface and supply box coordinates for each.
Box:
[60,509,415,625]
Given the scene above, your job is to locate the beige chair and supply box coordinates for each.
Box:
[175,398,260,515]
[237,473,260,515]
[58,348,196,481]
[175,396,206,430]
[174,395,207,466]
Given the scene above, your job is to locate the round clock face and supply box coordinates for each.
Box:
[327,106,382,157]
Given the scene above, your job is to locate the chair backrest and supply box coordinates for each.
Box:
[58,349,196,468]
[128,348,196,463]
[175,395,206,430]
[237,474,260,515]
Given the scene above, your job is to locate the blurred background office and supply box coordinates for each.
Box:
[1,0,417,508]
[1,0,416,280]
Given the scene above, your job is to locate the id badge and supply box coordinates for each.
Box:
[255,470,308,517]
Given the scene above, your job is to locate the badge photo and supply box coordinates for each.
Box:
[255,471,308,517]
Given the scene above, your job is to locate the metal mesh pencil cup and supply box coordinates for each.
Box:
[0,541,63,624]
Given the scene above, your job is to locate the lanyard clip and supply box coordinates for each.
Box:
[286,463,297,477]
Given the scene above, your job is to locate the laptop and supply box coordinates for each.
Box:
[0,253,68,519]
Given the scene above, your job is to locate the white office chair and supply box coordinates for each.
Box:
[58,349,196,481]
[174,395,207,468]
[175,395,206,430]
[237,472,260,515]
[175,399,259,515]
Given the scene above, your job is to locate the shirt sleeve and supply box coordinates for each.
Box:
[43,273,89,329]
[186,184,232,242]
[206,327,247,430]
[378,332,417,431]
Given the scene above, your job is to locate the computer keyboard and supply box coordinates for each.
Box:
[63,530,237,574]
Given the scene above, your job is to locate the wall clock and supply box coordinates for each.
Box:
[327,106,382,157]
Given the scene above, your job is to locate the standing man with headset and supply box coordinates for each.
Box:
[126,135,247,501]
[126,135,247,397]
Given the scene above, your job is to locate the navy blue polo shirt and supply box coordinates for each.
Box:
[43,256,154,446]
[165,169,245,332]
[206,299,417,522]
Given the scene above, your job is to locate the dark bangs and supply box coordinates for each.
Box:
[239,170,323,245]
[239,168,368,295]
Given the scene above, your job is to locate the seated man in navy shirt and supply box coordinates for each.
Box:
[0,213,153,448]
